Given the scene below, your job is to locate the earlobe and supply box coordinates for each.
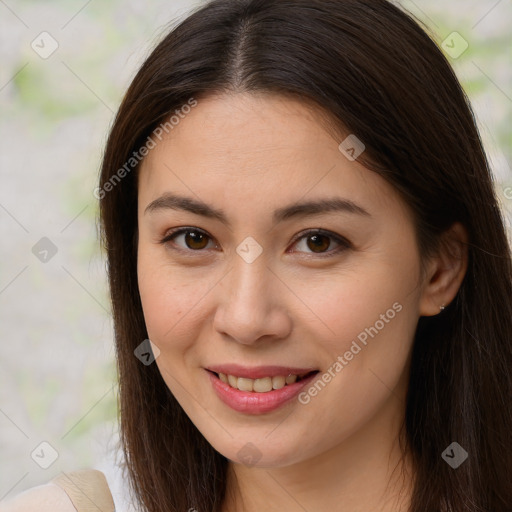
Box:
[419,222,469,317]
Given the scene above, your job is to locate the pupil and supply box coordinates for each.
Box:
[308,234,329,252]
[186,231,207,250]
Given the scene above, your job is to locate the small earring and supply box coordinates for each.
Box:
[439,304,445,311]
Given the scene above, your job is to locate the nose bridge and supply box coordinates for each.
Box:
[228,247,273,311]
[213,244,290,344]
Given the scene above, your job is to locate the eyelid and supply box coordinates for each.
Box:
[289,228,351,255]
[159,226,351,256]
[160,226,218,251]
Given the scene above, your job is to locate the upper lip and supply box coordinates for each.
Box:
[206,364,318,379]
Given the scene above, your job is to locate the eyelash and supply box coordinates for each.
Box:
[158,227,351,258]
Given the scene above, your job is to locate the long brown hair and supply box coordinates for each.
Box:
[98,0,512,510]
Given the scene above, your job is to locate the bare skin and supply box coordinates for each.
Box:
[136,92,468,511]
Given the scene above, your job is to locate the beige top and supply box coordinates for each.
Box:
[0,470,115,512]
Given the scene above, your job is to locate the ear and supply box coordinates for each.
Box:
[419,222,469,317]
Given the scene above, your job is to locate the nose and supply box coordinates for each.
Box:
[212,253,292,346]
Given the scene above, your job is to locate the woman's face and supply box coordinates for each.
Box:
[137,92,428,467]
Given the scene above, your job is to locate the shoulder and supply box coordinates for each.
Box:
[0,482,76,512]
[0,469,115,512]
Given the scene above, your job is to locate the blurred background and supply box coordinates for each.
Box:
[0,0,511,500]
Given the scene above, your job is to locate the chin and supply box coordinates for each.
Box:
[204,430,309,468]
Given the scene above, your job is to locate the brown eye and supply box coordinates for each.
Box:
[306,233,331,253]
[161,227,350,258]
[161,228,215,251]
[184,230,210,250]
[291,229,350,256]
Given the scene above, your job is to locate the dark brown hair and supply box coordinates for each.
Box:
[98,0,512,510]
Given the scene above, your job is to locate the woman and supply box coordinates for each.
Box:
[3,0,511,511]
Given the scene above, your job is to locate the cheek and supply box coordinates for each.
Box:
[136,247,217,352]
[303,256,419,361]
[137,248,185,344]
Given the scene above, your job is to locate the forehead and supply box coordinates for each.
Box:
[137,92,408,222]
[144,92,341,169]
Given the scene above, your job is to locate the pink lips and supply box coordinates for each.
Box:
[205,365,319,415]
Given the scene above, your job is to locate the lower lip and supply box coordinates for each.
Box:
[207,370,318,415]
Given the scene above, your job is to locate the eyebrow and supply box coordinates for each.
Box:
[144,193,371,227]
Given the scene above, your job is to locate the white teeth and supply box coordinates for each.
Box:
[253,377,273,392]
[237,377,253,392]
[285,374,298,385]
[217,372,305,393]
[272,375,286,390]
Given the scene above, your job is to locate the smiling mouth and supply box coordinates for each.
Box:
[208,370,319,393]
